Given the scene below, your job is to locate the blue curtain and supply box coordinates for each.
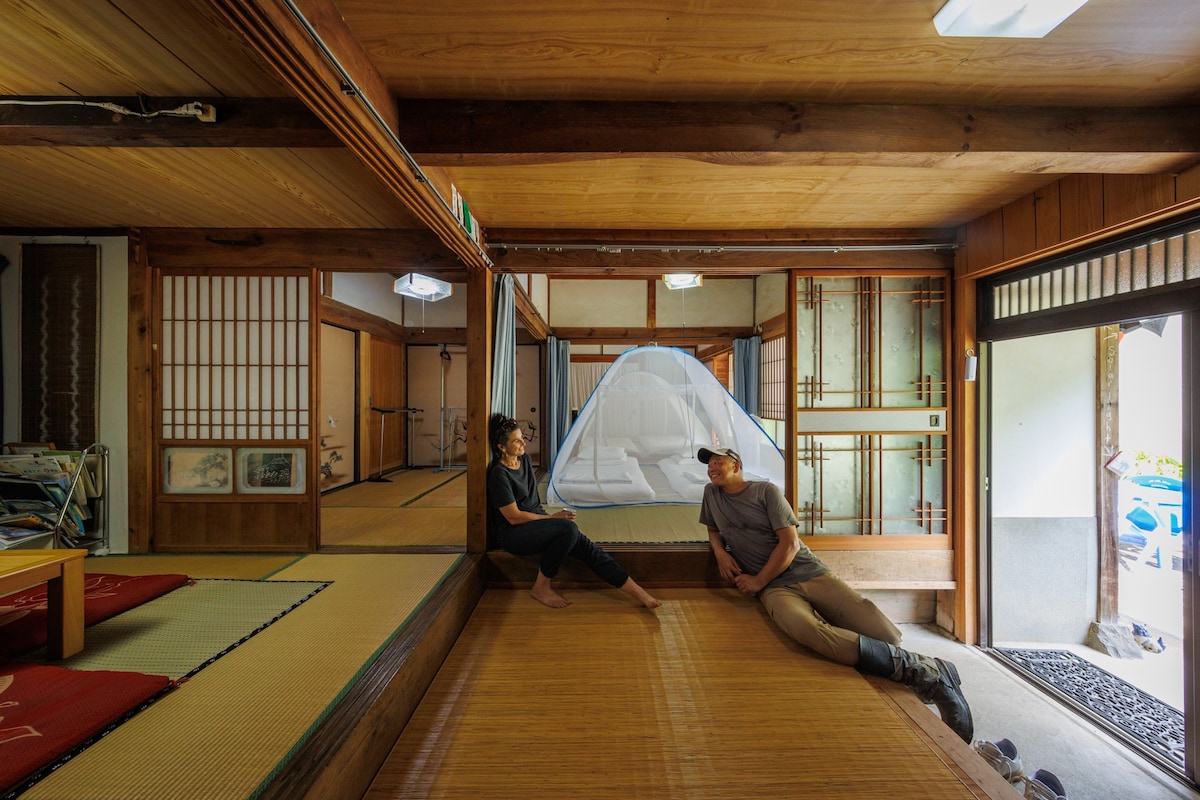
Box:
[544,335,571,465]
[491,274,516,417]
[732,335,761,415]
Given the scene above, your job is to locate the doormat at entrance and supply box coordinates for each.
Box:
[996,647,1183,769]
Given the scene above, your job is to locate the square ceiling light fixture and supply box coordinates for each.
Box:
[933,0,1088,38]
[662,273,703,290]
[393,273,452,302]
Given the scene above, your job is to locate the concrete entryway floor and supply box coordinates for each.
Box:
[901,623,1198,800]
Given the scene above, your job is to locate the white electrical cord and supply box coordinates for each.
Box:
[0,98,215,121]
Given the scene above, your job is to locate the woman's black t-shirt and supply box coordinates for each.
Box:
[487,453,543,545]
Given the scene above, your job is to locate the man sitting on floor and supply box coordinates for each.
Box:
[697,446,973,742]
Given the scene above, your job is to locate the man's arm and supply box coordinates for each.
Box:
[733,525,801,595]
[707,527,742,582]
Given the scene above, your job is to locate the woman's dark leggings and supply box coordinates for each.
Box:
[499,518,629,588]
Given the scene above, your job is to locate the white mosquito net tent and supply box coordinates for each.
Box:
[547,345,784,507]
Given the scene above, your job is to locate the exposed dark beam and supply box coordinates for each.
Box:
[490,247,954,274]
[0,97,338,147]
[144,228,464,273]
[552,326,753,345]
[487,227,959,248]
[400,101,1200,173]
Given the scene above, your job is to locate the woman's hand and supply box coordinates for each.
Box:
[553,508,577,521]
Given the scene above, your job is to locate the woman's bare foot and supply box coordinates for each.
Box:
[620,578,662,609]
[532,573,570,608]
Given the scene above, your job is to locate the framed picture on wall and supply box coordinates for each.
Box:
[163,447,233,494]
[236,447,306,494]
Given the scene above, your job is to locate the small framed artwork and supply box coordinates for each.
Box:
[237,447,306,494]
[163,447,233,494]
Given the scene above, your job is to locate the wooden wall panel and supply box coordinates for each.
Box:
[153,500,313,552]
[1033,180,1062,251]
[1103,174,1177,228]
[1057,174,1105,242]
[1001,193,1037,262]
[964,209,1003,274]
[367,337,405,475]
[1179,163,1200,202]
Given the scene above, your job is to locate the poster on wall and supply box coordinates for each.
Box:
[237,448,306,494]
[163,448,233,494]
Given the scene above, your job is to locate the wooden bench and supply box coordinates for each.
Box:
[0,549,87,658]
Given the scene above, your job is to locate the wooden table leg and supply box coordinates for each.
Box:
[45,556,85,659]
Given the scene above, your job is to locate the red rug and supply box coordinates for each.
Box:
[0,573,190,658]
[0,660,170,794]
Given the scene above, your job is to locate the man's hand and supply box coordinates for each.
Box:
[732,573,767,595]
[713,549,742,583]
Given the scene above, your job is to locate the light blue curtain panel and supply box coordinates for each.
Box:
[544,335,571,465]
[490,273,516,418]
[732,335,761,415]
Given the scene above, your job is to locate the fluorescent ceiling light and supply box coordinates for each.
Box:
[662,273,703,290]
[393,273,452,302]
[933,0,1088,38]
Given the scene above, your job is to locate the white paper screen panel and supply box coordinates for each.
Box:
[161,274,310,440]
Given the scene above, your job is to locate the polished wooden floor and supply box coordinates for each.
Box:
[364,587,1020,800]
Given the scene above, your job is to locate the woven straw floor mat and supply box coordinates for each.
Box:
[570,503,707,543]
[21,553,460,800]
[366,588,983,800]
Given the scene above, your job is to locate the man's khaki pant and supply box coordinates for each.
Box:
[760,573,902,666]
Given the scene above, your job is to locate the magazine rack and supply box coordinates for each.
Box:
[52,442,109,555]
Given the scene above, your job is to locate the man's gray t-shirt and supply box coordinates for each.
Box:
[699,481,829,590]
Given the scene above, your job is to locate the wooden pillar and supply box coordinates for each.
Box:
[784,272,797,507]
[126,228,154,553]
[950,273,979,644]
[466,268,494,553]
[1096,325,1121,623]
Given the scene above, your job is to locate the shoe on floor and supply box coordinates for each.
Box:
[1132,622,1165,653]
[1023,768,1067,800]
[972,738,1024,783]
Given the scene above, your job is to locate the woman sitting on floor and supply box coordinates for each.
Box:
[487,413,661,610]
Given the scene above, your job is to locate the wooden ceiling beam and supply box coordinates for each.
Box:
[208,0,489,270]
[486,227,959,248]
[400,101,1200,173]
[490,247,954,274]
[143,228,464,274]
[553,327,752,345]
[0,97,338,147]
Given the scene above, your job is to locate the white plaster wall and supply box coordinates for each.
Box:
[655,278,754,327]
[991,328,1096,517]
[549,280,646,327]
[0,235,130,552]
[755,273,787,325]
[328,272,468,328]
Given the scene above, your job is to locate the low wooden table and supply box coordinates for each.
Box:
[0,549,87,658]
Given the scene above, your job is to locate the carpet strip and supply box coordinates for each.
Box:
[19,553,461,800]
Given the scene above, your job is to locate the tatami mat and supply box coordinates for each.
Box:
[569,504,707,543]
[321,471,460,507]
[84,553,302,580]
[321,507,466,547]
[21,553,461,800]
